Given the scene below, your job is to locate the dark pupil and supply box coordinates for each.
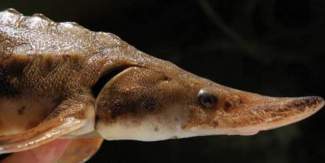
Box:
[198,90,217,108]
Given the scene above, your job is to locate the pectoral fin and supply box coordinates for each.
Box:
[0,95,95,154]
[58,137,103,163]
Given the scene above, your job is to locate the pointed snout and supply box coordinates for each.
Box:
[182,75,325,134]
[246,96,324,130]
[214,93,324,135]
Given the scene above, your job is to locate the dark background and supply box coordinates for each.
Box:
[1,0,325,163]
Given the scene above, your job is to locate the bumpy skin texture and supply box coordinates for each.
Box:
[0,8,155,133]
[0,8,324,161]
[0,9,137,98]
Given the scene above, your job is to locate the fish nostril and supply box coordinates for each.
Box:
[223,96,242,112]
[224,101,233,112]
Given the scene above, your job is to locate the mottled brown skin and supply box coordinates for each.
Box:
[0,8,324,162]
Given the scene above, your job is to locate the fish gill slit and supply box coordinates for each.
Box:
[91,65,131,97]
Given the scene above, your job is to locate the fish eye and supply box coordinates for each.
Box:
[197,89,218,108]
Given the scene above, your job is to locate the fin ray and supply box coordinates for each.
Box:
[0,116,85,154]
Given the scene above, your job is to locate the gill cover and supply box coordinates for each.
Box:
[95,67,188,141]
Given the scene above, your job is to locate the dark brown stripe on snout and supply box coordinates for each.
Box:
[286,96,324,110]
[255,96,324,113]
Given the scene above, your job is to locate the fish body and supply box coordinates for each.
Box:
[0,9,323,162]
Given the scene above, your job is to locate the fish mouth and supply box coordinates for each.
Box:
[229,96,325,135]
